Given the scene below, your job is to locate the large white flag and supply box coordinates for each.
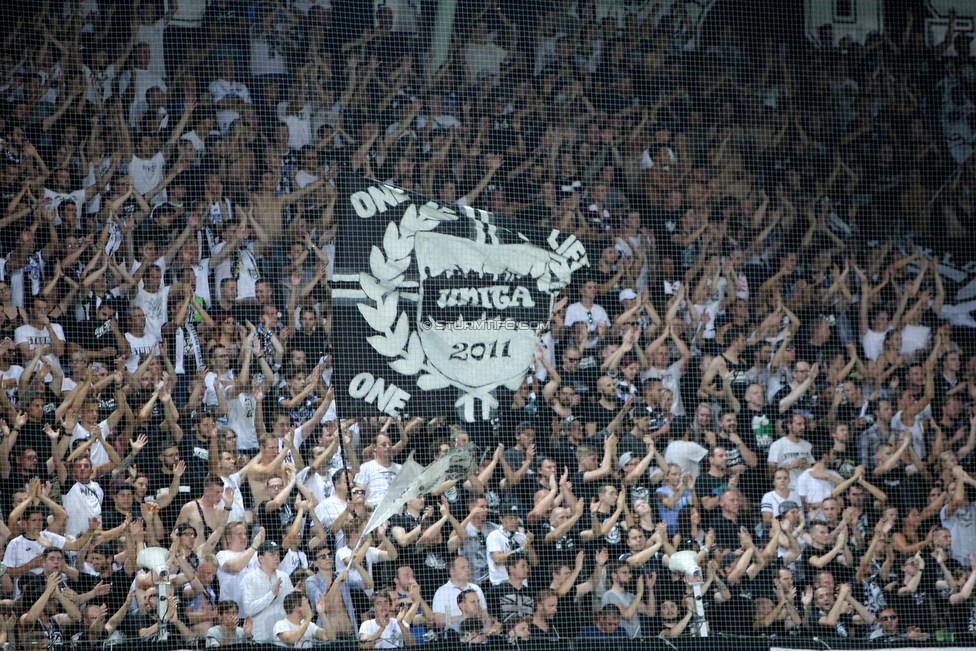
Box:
[360,446,479,542]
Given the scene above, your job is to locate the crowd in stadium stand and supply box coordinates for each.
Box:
[1,0,976,647]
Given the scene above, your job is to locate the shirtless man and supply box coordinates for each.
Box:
[305,547,354,636]
[247,171,328,249]
[245,432,294,506]
[175,478,235,545]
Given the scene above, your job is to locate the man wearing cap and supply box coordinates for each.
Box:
[242,540,294,643]
[710,530,769,635]
[622,441,668,507]
[485,505,537,586]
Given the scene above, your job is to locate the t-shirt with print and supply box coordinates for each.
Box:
[740,407,775,454]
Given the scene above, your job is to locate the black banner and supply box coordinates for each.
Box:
[331,175,588,422]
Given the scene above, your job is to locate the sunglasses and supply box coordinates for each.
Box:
[351,489,366,495]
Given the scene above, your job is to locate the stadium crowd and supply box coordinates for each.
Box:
[0,0,975,647]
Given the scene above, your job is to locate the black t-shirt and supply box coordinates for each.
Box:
[256,500,295,546]
[145,465,195,532]
[569,471,603,505]
[291,329,330,363]
[798,544,852,588]
[72,568,132,615]
[532,519,583,564]
[390,512,423,568]
[66,318,117,352]
[487,582,534,626]
[559,368,595,401]
[584,401,618,433]
[739,407,775,457]
[707,513,742,552]
[695,472,731,506]
[771,384,822,421]
[101,507,132,532]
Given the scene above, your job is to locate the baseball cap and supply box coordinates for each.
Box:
[92,543,115,557]
[501,504,520,517]
[562,415,579,429]
[619,288,638,301]
[778,500,800,516]
[175,522,196,535]
[619,452,635,466]
[515,421,534,433]
[257,541,280,554]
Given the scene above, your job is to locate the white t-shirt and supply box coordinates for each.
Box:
[70,421,111,467]
[209,79,252,133]
[127,68,167,128]
[767,437,814,491]
[135,19,167,78]
[249,26,289,77]
[860,328,889,362]
[225,393,259,450]
[760,490,800,518]
[213,240,260,300]
[216,549,260,612]
[277,101,313,150]
[564,302,610,349]
[0,365,23,405]
[3,531,68,597]
[43,188,88,222]
[204,370,236,414]
[664,440,708,478]
[336,545,381,594]
[900,323,930,358]
[129,151,167,205]
[941,501,976,567]
[485,528,526,585]
[14,322,65,379]
[431,582,487,624]
[273,618,322,647]
[131,284,170,342]
[358,618,405,648]
[641,361,685,416]
[63,480,103,538]
[124,332,159,373]
[796,467,841,507]
[219,472,247,523]
[315,496,348,549]
[355,460,402,506]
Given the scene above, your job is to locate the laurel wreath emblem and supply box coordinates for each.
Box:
[358,202,508,419]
